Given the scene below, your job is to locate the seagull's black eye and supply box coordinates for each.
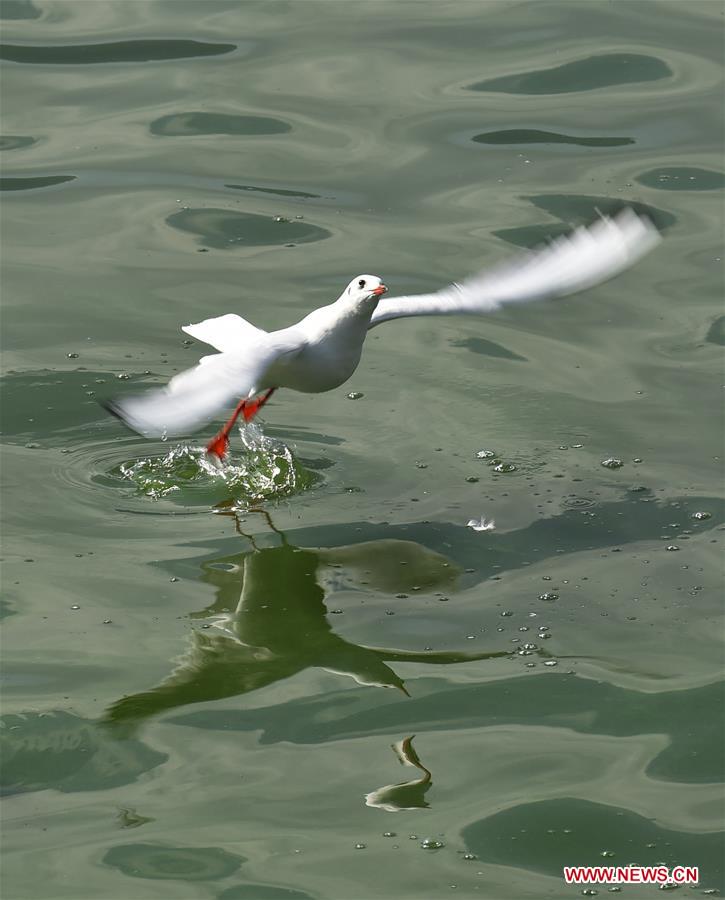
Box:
[358,279,366,289]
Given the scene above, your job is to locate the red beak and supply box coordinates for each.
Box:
[372,284,387,296]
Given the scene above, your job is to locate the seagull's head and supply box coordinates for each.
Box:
[345,274,387,307]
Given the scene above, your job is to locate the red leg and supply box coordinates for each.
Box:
[205,397,248,460]
[205,389,276,460]
[242,387,276,422]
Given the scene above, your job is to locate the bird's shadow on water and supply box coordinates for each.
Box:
[101,508,511,734]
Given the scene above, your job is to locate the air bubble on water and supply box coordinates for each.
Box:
[273,215,290,223]
[347,391,364,400]
[383,832,396,838]
[70,605,80,610]
[476,449,496,459]
[117,373,130,380]
[601,850,615,858]
[539,592,559,601]
[501,610,513,617]
[416,461,428,469]
[692,511,711,520]
[492,462,517,473]
[601,458,623,469]
[66,352,79,359]
[666,545,680,551]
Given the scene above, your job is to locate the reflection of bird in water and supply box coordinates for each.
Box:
[365,736,432,812]
[104,510,510,732]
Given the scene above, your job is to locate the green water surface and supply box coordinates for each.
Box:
[1,2,723,899]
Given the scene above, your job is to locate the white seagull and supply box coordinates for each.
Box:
[104,209,660,460]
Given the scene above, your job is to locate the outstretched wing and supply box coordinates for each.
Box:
[369,209,660,328]
[181,313,266,352]
[104,333,304,438]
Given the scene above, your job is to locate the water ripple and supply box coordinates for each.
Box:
[472,129,635,148]
[150,112,291,137]
[0,39,237,65]
[467,52,672,94]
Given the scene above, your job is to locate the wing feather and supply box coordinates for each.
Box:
[181,313,265,352]
[104,334,303,438]
[369,209,660,328]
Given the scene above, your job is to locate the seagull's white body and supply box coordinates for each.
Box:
[106,210,660,441]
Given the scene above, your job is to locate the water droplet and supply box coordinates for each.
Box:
[70,604,80,610]
[347,391,364,400]
[462,853,476,860]
[420,839,444,850]
[692,511,711,520]
[330,609,344,615]
[465,475,479,483]
[438,596,449,602]
[601,850,615,858]
[409,834,418,840]
[24,442,40,449]
[66,352,79,359]
[355,843,366,850]
[383,832,396,838]
[539,592,559,601]
[666,545,680,551]
[476,449,496,459]
[103,619,112,624]
[273,215,290,223]
[601,458,624,469]
[169,577,179,582]
[415,461,428,469]
[500,610,513,617]
[492,462,516,473]
[117,373,130,380]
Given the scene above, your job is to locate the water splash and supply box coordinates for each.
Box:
[114,423,317,506]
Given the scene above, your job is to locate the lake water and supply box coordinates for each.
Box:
[1,2,723,898]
